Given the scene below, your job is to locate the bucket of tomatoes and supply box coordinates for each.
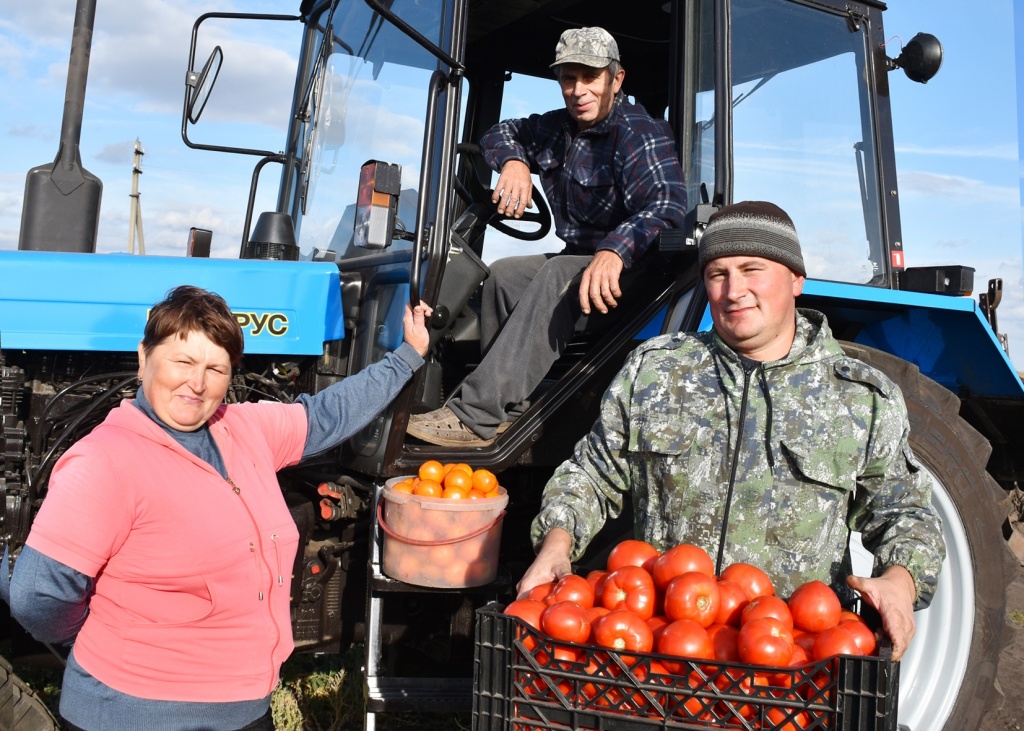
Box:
[379,460,508,588]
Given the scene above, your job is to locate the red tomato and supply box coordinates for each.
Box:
[585,569,609,596]
[540,601,591,644]
[767,707,813,730]
[552,644,584,663]
[792,629,818,656]
[656,618,714,672]
[650,543,715,589]
[738,617,794,666]
[600,565,657,620]
[740,595,793,629]
[585,605,611,629]
[788,643,811,667]
[839,618,878,656]
[592,608,655,653]
[787,580,842,633]
[527,581,555,603]
[812,625,861,660]
[547,573,595,608]
[606,539,660,572]
[707,623,741,661]
[663,571,721,627]
[504,598,546,630]
[839,609,861,623]
[646,615,671,644]
[713,579,750,627]
[719,562,775,599]
[504,598,547,651]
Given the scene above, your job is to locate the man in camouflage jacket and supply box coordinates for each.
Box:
[519,201,945,660]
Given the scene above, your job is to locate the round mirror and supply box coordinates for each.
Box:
[896,33,943,84]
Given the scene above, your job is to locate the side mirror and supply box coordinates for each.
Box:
[186,46,223,124]
[889,33,943,84]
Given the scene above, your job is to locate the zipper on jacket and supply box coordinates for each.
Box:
[715,363,757,574]
[271,533,284,586]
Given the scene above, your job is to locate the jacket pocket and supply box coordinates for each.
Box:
[768,440,856,560]
[567,163,619,231]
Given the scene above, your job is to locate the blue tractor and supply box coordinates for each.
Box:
[2,0,1019,729]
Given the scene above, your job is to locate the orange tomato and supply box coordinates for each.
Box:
[471,468,498,492]
[443,469,473,492]
[418,460,445,482]
[391,479,415,494]
[442,484,470,499]
[448,462,473,476]
[467,488,487,499]
[413,479,443,498]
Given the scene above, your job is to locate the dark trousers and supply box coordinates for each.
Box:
[62,708,275,731]
[448,253,592,438]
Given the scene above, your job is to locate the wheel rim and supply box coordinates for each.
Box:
[850,465,973,730]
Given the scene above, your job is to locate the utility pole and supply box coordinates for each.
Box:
[128,138,145,254]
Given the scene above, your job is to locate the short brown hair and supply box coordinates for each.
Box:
[142,286,244,365]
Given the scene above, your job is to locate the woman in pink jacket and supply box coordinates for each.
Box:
[3,285,431,731]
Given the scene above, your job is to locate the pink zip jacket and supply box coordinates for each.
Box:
[26,398,307,702]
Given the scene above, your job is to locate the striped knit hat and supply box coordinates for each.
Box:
[698,201,806,276]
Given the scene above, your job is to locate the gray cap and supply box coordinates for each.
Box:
[551,27,620,69]
[699,201,806,276]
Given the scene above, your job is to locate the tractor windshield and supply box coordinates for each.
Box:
[292,0,449,260]
[692,0,885,285]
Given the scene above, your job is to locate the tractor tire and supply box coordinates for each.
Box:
[0,656,59,731]
[840,342,1012,731]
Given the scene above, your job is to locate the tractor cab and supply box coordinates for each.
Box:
[184,0,922,479]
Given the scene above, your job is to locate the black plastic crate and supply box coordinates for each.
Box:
[473,603,899,731]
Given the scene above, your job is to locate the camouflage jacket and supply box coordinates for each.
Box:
[532,310,945,607]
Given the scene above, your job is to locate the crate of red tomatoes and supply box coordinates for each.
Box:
[472,540,898,731]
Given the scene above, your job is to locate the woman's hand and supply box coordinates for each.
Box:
[403,302,433,357]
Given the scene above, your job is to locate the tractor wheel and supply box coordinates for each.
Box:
[0,656,59,731]
[840,342,1012,731]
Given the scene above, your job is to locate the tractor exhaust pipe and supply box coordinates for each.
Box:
[18,0,103,253]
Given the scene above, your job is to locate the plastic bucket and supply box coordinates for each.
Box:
[379,476,508,588]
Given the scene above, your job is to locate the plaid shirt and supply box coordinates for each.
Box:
[481,93,686,267]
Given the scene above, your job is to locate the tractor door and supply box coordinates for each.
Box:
[280,0,468,476]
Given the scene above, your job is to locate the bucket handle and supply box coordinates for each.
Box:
[376,501,506,547]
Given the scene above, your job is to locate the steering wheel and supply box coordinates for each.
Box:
[455,143,553,241]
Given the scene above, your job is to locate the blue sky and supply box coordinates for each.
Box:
[1,0,1022,367]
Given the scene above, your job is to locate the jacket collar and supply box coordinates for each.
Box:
[711,308,836,369]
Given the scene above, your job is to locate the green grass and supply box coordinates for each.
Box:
[273,648,472,730]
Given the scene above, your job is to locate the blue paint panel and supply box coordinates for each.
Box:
[634,305,669,340]
[798,280,1024,398]
[0,251,344,355]
[685,279,1022,398]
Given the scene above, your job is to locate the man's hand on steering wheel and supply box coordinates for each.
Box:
[492,160,534,219]
[579,250,624,315]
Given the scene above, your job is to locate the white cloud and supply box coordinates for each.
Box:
[894,143,1018,161]
[897,170,1020,204]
